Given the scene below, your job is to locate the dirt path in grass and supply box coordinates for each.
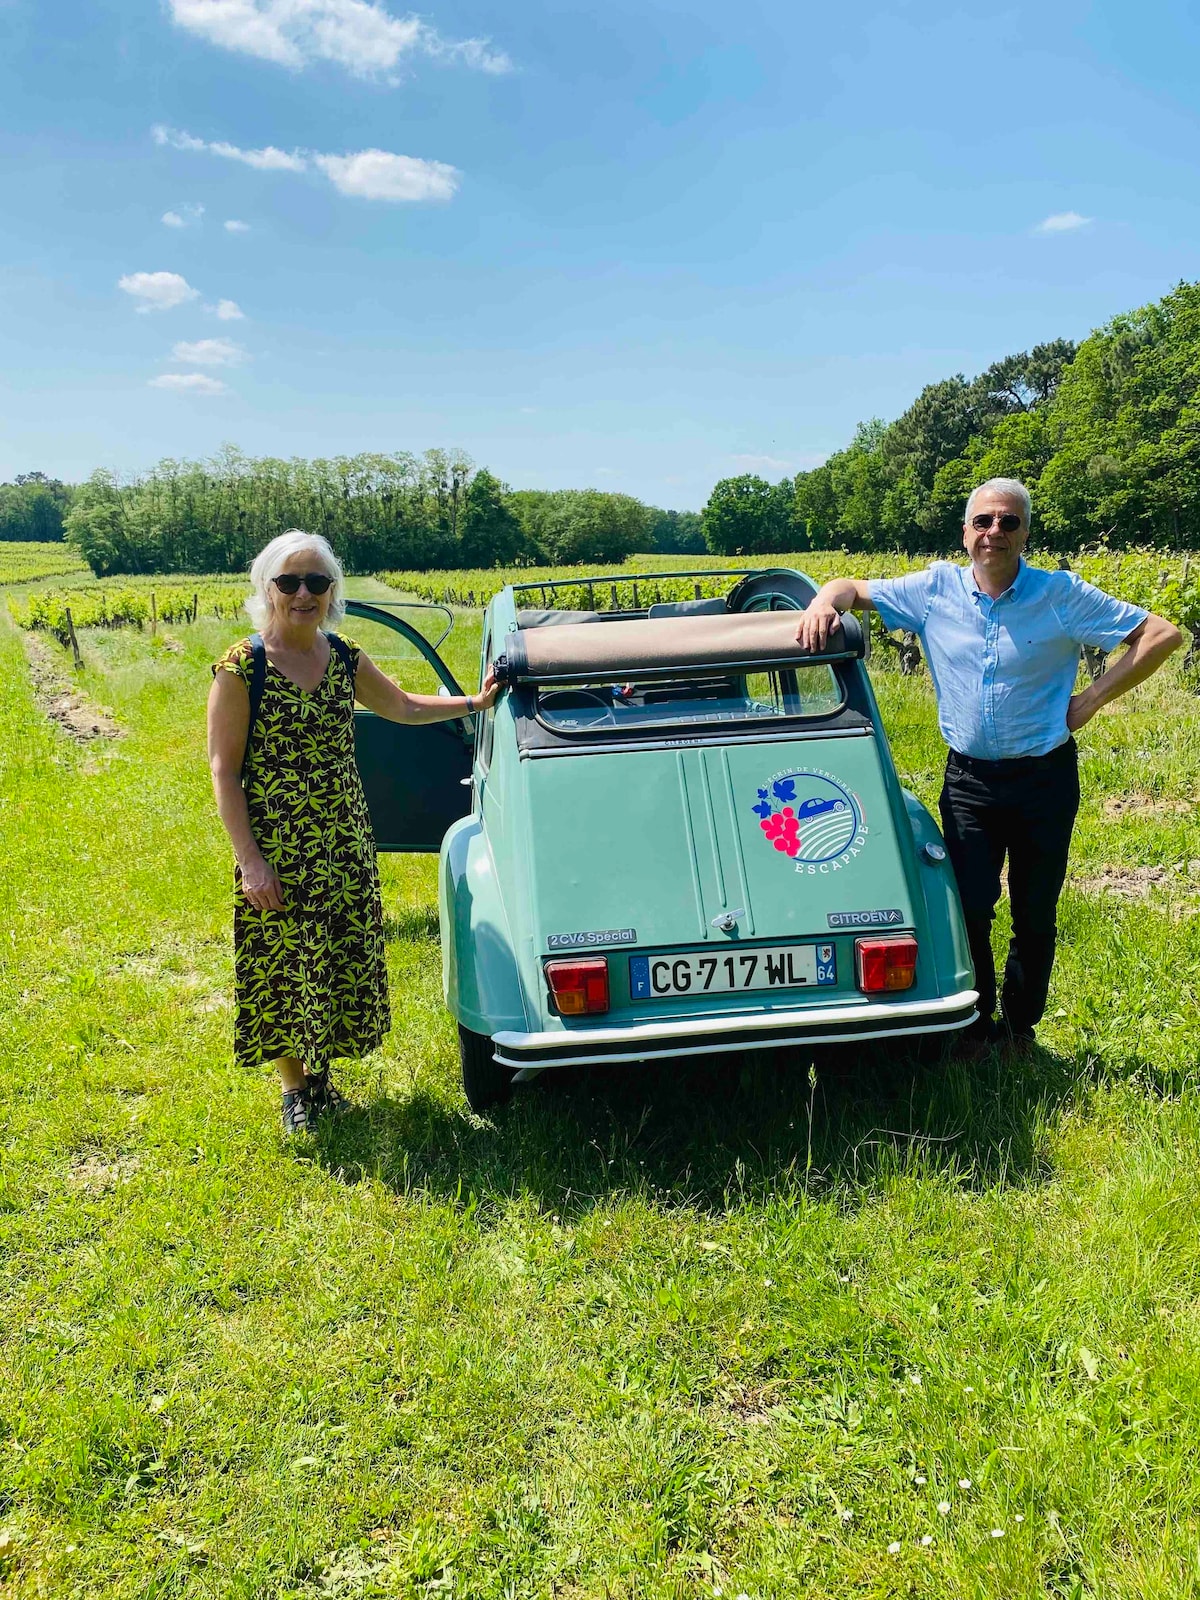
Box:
[22,631,122,742]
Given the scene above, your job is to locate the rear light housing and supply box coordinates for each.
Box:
[855,935,918,993]
[545,957,610,1016]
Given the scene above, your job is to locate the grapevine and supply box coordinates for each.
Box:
[8,581,247,646]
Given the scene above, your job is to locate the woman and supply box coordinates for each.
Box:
[207,530,499,1134]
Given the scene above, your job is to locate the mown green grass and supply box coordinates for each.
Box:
[2,573,1200,1598]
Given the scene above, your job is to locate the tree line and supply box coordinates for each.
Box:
[0,472,74,542]
[706,278,1200,554]
[56,448,706,576]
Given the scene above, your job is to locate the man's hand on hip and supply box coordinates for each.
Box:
[1065,689,1099,732]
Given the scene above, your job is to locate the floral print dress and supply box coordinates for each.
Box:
[212,636,391,1069]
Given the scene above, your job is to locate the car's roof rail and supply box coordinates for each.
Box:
[509,566,764,607]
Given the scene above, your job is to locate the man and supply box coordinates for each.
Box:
[797,478,1182,1045]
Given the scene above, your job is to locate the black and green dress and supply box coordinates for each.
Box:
[212,636,391,1070]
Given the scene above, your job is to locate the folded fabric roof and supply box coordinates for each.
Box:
[498,608,864,684]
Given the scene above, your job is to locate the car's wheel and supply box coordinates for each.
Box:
[458,1024,514,1112]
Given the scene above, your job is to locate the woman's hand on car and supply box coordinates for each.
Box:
[474,666,502,712]
[797,601,843,652]
[240,853,286,912]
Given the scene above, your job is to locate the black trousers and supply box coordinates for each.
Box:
[938,739,1080,1034]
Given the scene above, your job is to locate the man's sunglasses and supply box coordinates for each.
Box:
[971,512,1023,533]
[272,572,333,595]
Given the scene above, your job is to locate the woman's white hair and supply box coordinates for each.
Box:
[965,477,1032,526]
[245,530,346,630]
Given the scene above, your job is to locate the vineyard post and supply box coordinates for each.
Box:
[694,583,702,599]
[610,584,618,610]
[64,607,83,672]
[192,593,199,624]
[150,592,157,636]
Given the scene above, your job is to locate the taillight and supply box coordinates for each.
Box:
[545,958,610,1015]
[855,935,917,993]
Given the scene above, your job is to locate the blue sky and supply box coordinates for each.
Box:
[3,0,1200,509]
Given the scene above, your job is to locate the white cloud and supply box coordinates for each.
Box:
[153,123,306,172]
[172,337,246,366]
[729,453,796,474]
[1034,211,1093,233]
[166,0,510,79]
[224,218,251,232]
[213,299,246,320]
[118,270,200,312]
[149,372,229,394]
[313,148,458,201]
[156,123,459,203]
[162,202,205,228]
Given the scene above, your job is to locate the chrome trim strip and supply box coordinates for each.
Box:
[495,1010,978,1069]
[491,989,979,1052]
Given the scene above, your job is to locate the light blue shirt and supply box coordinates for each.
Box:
[868,559,1148,760]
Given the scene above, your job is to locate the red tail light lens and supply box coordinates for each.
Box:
[545,958,610,1015]
[855,935,918,993]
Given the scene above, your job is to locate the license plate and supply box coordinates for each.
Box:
[629,943,837,1000]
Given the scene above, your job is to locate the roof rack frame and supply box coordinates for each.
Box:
[510,566,765,610]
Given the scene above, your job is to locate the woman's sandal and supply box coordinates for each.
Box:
[306,1070,347,1116]
[281,1086,318,1135]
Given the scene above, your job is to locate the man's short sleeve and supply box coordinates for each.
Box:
[868,567,937,635]
[1054,574,1148,651]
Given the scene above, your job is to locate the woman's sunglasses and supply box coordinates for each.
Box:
[971,513,1022,533]
[272,572,333,595]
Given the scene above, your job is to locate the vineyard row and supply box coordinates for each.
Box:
[9,584,247,647]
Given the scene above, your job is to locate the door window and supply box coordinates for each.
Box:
[344,612,456,698]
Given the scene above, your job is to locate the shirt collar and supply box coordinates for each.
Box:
[968,555,1029,604]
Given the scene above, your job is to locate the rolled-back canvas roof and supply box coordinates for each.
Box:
[499,608,864,683]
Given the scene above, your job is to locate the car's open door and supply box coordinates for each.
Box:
[345,598,473,852]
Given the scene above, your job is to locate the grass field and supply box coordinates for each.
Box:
[2,561,1200,1597]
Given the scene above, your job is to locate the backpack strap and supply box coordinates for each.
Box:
[325,631,356,685]
[243,633,267,780]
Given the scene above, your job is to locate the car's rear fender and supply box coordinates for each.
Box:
[440,816,533,1036]
[901,788,974,995]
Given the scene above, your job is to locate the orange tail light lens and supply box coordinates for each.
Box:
[855,935,918,993]
[545,958,610,1015]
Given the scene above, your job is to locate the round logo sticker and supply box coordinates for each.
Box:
[750,770,865,868]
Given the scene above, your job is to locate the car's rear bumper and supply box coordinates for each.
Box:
[491,989,979,1068]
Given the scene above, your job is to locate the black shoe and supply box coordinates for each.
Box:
[306,1070,347,1116]
[282,1086,318,1135]
[1003,1024,1036,1053]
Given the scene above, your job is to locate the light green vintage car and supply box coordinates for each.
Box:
[347,567,977,1110]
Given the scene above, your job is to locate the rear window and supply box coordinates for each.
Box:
[536,665,844,734]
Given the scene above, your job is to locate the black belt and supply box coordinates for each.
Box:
[948,738,1075,776]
